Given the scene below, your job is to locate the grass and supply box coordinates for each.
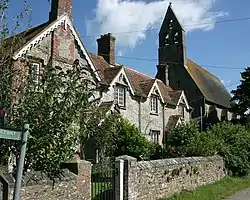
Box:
[92,181,113,199]
[160,176,250,200]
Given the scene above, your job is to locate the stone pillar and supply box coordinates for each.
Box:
[61,159,92,200]
[115,158,124,200]
[116,155,137,200]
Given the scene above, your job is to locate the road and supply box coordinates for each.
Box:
[224,188,250,200]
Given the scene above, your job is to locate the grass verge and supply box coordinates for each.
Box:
[160,176,250,200]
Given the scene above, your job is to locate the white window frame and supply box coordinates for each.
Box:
[150,95,158,114]
[30,62,40,84]
[151,130,160,144]
[114,84,126,108]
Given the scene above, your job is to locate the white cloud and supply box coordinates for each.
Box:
[87,0,227,48]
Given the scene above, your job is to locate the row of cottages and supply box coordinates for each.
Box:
[91,33,191,144]
[156,4,236,127]
[6,0,191,146]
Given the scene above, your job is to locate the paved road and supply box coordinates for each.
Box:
[224,188,250,200]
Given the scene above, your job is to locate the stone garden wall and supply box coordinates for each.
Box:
[117,155,227,200]
[0,160,91,200]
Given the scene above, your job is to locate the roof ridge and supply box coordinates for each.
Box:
[125,67,154,80]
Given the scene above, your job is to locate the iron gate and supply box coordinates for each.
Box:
[91,160,116,200]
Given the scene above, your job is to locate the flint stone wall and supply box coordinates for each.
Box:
[118,155,227,200]
[0,160,91,200]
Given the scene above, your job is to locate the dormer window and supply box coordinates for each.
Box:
[30,62,40,84]
[150,95,158,114]
[115,84,126,108]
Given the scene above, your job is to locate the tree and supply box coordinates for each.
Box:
[80,112,153,162]
[0,0,32,169]
[0,1,101,174]
[231,67,250,116]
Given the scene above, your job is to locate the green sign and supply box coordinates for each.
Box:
[0,128,22,140]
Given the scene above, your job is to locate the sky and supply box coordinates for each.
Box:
[7,0,250,93]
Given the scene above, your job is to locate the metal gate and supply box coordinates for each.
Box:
[91,160,116,200]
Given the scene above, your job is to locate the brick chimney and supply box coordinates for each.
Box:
[97,33,116,65]
[49,0,73,22]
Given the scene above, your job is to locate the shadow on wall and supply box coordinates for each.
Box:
[83,138,98,164]
[203,105,220,130]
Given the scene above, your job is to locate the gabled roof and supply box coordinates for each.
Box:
[165,115,182,133]
[90,54,187,106]
[187,59,232,108]
[8,15,100,81]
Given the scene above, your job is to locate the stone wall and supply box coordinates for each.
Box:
[0,160,91,200]
[118,155,227,200]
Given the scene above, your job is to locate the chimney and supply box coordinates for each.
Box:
[156,64,169,85]
[97,33,116,65]
[49,0,73,22]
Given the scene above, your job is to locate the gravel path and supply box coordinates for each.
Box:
[224,188,250,200]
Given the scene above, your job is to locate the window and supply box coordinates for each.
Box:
[151,130,160,143]
[115,85,126,107]
[178,104,185,118]
[150,96,158,114]
[30,62,40,84]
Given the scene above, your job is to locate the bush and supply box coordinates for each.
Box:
[185,131,222,157]
[185,122,250,176]
[207,122,250,176]
[165,121,199,157]
[82,114,153,161]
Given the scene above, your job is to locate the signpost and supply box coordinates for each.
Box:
[0,124,29,200]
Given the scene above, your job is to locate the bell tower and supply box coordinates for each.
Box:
[156,3,187,88]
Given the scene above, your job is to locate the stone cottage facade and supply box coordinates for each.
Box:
[4,0,191,146]
[90,33,191,145]
[156,4,236,127]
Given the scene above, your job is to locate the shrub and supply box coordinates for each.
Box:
[185,122,250,176]
[207,122,250,176]
[185,131,222,157]
[165,121,199,157]
[81,114,152,161]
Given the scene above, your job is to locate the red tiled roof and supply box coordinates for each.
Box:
[165,115,182,133]
[90,54,181,105]
[169,90,183,105]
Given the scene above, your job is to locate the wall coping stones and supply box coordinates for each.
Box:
[137,156,223,169]
[0,169,77,188]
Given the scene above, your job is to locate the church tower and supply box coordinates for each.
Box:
[156,3,187,89]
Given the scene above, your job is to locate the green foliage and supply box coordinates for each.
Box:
[207,122,250,176]
[165,121,199,157]
[183,122,250,176]
[165,121,250,176]
[7,63,94,173]
[185,131,221,157]
[231,67,250,116]
[81,113,152,161]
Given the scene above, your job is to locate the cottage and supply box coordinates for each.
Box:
[91,33,191,144]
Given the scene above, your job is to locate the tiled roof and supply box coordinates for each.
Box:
[103,66,122,84]
[4,22,50,52]
[165,115,181,133]
[90,54,180,105]
[169,90,183,105]
[187,59,232,108]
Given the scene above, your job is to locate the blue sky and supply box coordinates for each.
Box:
[8,0,250,93]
